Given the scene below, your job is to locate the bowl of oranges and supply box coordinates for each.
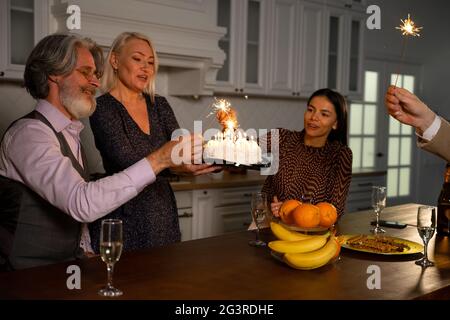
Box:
[277,200,338,233]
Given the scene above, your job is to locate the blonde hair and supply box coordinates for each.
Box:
[102,32,159,103]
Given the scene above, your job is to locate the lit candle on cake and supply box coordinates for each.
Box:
[204,98,263,165]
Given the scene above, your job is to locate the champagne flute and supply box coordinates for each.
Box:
[98,219,123,297]
[415,206,436,267]
[249,192,269,247]
[371,186,387,234]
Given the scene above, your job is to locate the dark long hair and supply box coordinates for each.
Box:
[307,88,348,146]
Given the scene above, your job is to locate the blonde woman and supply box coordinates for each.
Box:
[89,32,216,252]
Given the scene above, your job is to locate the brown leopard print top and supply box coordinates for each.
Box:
[261,129,352,216]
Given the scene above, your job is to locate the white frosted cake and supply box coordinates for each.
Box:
[204,98,263,166]
[204,131,262,166]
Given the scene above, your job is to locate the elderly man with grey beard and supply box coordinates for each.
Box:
[0,33,202,270]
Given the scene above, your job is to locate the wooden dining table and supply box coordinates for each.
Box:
[1,203,449,300]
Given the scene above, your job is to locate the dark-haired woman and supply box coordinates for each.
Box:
[262,88,353,217]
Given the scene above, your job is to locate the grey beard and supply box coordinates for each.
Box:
[60,84,96,120]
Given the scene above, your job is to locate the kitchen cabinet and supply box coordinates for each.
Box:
[266,0,325,98]
[324,3,365,99]
[174,191,193,242]
[191,189,217,240]
[216,0,364,99]
[346,174,386,213]
[0,0,49,80]
[214,185,262,234]
[174,184,264,241]
[215,0,267,95]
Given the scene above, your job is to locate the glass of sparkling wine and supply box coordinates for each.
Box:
[98,219,123,297]
[415,206,436,267]
[371,186,387,234]
[249,192,269,247]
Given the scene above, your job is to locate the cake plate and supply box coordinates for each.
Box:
[203,156,272,171]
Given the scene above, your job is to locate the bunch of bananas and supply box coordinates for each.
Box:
[269,222,340,270]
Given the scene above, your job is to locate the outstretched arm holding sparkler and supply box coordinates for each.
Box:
[385,85,450,162]
[385,85,437,135]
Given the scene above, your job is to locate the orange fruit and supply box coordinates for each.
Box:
[292,203,320,228]
[279,199,302,225]
[316,202,338,228]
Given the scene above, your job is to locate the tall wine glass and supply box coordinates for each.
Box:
[371,186,387,234]
[98,219,123,297]
[249,192,269,247]
[415,206,436,267]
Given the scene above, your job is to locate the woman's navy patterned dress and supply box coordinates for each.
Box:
[88,93,181,252]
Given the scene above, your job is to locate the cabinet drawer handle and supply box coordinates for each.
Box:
[203,190,208,195]
[357,206,372,211]
[179,212,193,218]
[243,193,252,197]
[0,71,4,76]
[358,182,373,187]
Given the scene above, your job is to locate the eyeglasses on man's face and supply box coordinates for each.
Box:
[75,67,102,82]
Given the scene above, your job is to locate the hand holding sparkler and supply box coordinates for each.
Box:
[393,14,423,87]
[385,85,436,135]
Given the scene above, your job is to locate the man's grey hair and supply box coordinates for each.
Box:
[24,33,104,99]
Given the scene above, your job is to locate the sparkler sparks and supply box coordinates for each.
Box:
[211,98,231,113]
[209,98,239,132]
[396,14,423,37]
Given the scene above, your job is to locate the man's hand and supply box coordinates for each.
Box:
[385,85,436,135]
[146,134,203,175]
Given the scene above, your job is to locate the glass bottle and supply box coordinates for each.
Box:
[437,163,450,236]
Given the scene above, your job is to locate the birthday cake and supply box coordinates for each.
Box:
[204,132,262,166]
[203,99,263,166]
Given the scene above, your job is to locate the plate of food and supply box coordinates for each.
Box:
[337,234,423,255]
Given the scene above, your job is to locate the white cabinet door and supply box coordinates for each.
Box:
[174,191,193,242]
[192,189,218,239]
[215,0,267,95]
[324,7,346,94]
[266,0,325,98]
[178,208,193,242]
[324,4,364,99]
[0,0,49,80]
[297,2,326,96]
[266,0,298,96]
[345,13,365,100]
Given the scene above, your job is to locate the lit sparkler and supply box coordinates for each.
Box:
[209,98,239,132]
[393,14,423,87]
[396,14,423,37]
